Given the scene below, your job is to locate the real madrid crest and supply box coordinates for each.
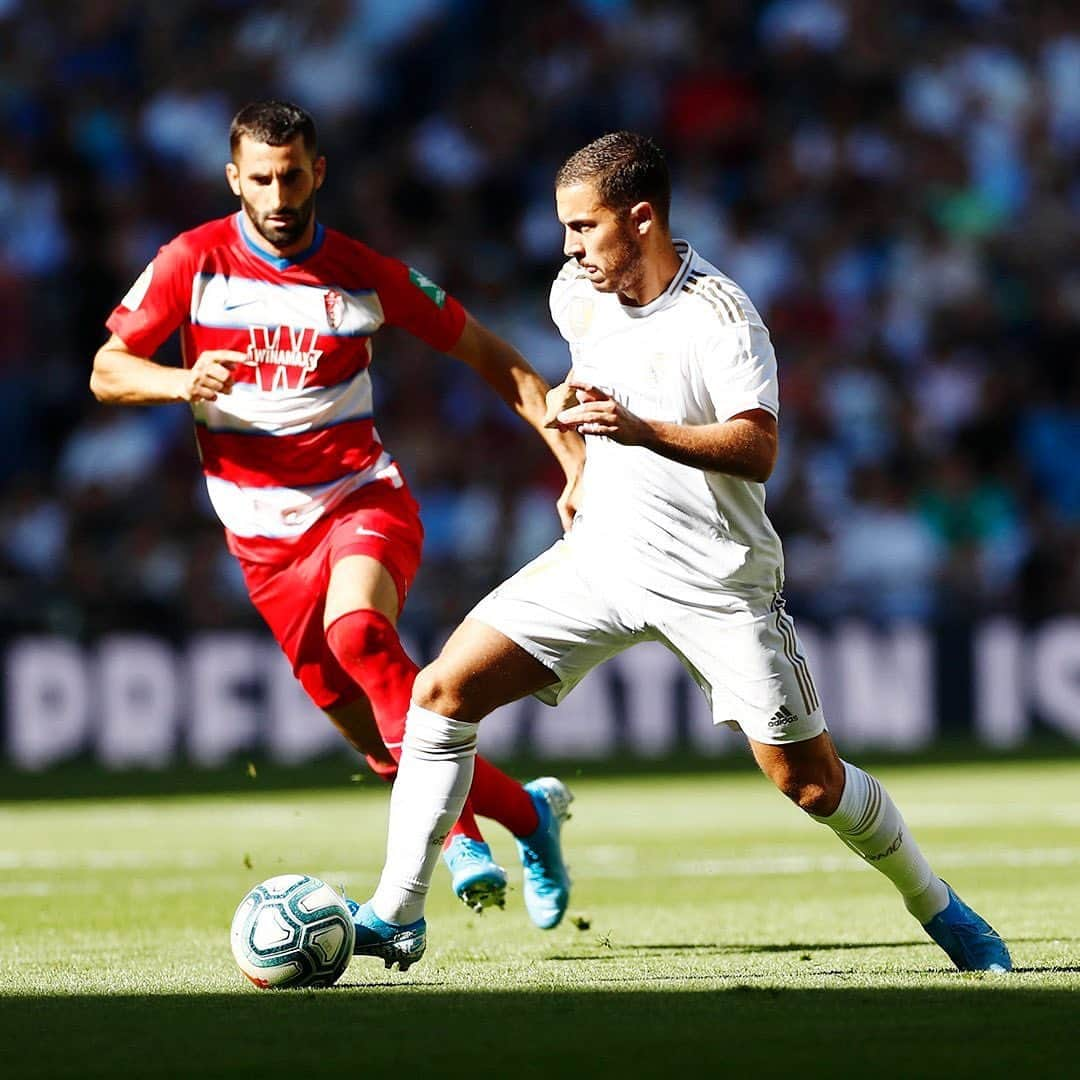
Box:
[568,296,594,339]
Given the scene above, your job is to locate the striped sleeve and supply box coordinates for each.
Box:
[106,235,196,357]
[683,273,779,421]
[701,320,779,422]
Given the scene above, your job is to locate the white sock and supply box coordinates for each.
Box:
[813,761,949,924]
[370,703,478,926]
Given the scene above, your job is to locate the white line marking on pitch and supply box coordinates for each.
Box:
[572,845,1080,879]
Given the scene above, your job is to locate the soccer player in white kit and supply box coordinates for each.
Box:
[348,132,1012,974]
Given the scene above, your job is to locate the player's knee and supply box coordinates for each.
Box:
[411,662,455,713]
[772,771,840,816]
[412,661,472,719]
[792,782,836,816]
[325,609,396,670]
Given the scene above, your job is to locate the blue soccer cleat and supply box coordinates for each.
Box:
[443,836,508,914]
[515,777,573,930]
[922,884,1012,972]
[345,898,426,971]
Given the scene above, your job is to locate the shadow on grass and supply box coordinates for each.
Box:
[4,985,1076,1079]
[550,935,1080,962]
[549,940,924,959]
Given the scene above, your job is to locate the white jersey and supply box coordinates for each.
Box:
[549,239,785,604]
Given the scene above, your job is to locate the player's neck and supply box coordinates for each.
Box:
[239,210,318,260]
[617,238,683,308]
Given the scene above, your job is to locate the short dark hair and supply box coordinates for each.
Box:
[555,132,671,225]
[229,100,318,158]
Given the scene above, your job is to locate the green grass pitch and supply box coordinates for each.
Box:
[2,757,1078,1078]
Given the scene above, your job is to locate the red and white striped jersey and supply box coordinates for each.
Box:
[106,213,465,558]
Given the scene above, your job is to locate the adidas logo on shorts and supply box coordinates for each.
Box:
[768,705,799,729]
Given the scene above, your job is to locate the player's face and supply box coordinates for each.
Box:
[226,136,326,254]
[556,182,643,296]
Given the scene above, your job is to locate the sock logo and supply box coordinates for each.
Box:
[865,826,905,862]
[768,705,799,729]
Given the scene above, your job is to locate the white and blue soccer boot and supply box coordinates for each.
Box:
[922,884,1012,972]
[345,898,426,971]
[515,777,573,930]
[443,836,508,914]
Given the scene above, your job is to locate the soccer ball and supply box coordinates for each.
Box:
[230,874,356,989]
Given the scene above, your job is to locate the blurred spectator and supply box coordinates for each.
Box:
[0,0,1077,636]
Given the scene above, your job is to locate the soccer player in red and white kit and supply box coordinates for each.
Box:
[91,100,584,932]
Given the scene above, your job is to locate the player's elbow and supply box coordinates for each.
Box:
[90,347,124,402]
[89,353,112,402]
[726,412,777,483]
[749,456,775,484]
[746,440,777,483]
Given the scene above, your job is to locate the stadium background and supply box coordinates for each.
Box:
[2,0,1079,769]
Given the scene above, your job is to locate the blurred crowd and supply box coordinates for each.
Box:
[1,0,1078,641]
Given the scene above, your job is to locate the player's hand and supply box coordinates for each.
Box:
[543,379,579,429]
[185,350,245,402]
[556,381,649,444]
[544,376,610,429]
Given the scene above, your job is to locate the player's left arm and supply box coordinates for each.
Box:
[552,313,780,481]
[555,383,778,483]
[449,313,585,527]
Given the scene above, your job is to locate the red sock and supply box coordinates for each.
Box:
[326,609,491,842]
[471,757,539,837]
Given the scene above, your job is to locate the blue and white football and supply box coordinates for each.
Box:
[230,874,355,989]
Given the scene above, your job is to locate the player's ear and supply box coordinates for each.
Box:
[225,161,241,197]
[313,155,327,190]
[629,200,654,237]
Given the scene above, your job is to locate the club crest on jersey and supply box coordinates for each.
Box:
[323,289,345,330]
[568,297,594,338]
[244,325,323,392]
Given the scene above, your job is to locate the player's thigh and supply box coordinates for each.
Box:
[415,617,559,722]
[325,554,399,626]
[323,482,425,629]
[465,539,643,712]
[238,552,358,711]
[659,599,825,744]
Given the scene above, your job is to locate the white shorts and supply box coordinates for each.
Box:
[469,539,826,745]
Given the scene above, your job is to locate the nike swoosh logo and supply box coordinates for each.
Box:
[355,527,388,540]
[221,297,263,310]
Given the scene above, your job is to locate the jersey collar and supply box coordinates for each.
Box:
[235,212,325,270]
[618,239,695,319]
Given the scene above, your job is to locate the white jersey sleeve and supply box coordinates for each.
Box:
[701,318,779,422]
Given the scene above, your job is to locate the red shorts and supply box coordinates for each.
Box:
[233,480,423,711]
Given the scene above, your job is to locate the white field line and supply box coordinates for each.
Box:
[0,850,216,870]
[2,843,1078,880]
[0,881,55,896]
[577,844,1080,879]
[901,805,1080,827]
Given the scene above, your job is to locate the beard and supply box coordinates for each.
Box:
[241,190,316,249]
[593,222,645,297]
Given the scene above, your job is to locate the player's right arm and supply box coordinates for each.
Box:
[91,334,242,404]
[91,230,244,406]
